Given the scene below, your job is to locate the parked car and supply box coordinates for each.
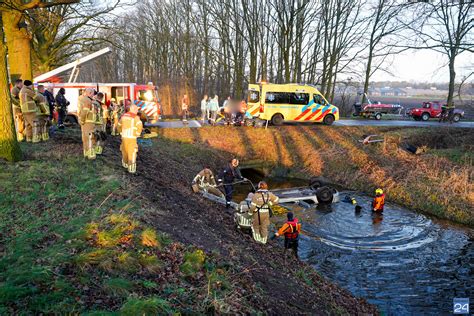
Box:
[409,101,465,122]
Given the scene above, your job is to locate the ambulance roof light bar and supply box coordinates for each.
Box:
[33,47,112,83]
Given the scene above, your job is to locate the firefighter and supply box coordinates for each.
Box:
[248,181,279,244]
[36,85,50,141]
[372,188,385,212]
[118,103,143,174]
[94,92,105,155]
[110,98,122,136]
[79,88,97,159]
[11,79,25,142]
[192,167,225,198]
[217,158,245,208]
[43,86,55,121]
[19,80,40,143]
[272,212,301,258]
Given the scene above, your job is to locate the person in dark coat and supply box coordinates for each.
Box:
[43,87,55,120]
[218,158,245,208]
[55,88,69,129]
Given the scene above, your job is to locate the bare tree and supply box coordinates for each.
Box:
[404,0,473,106]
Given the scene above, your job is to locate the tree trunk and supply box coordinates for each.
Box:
[362,46,374,105]
[447,54,456,106]
[3,10,32,81]
[0,14,22,162]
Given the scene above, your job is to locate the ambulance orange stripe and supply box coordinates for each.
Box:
[294,108,312,121]
[304,109,321,121]
[314,109,330,121]
[250,107,260,115]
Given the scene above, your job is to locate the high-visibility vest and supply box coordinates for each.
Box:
[20,86,37,113]
[119,113,143,139]
[372,194,385,211]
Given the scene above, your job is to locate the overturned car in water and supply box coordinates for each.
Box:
[233,178,340,231]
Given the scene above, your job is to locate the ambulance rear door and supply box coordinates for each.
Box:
[247,84,261,117]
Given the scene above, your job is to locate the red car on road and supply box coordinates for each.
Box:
[409,101,464,122]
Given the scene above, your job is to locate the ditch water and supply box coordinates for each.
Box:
[234,170,473,315]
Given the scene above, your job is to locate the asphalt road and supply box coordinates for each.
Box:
[146,119,474,129]
[335,119,474,128]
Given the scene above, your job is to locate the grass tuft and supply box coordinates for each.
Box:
[119,297,173,315]
[141,228,160,248]
[181,249,206,277]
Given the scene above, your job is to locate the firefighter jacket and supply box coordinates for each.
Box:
[372,194,385,211]
[277,219,301,240]
[249,189,279,215]
[93,100,104,125]
[118,112,143,139]
[36,93,50,116]
[11,86,21,109]
[193,168,217,187]
[20,86,38,113]
[218,164,243,184]
[79,96,98,125]
[77,95,91,117]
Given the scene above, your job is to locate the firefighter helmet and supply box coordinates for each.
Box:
[375,188,383,195]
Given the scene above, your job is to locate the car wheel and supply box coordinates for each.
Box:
[64,115,77,125]
[421,113,430,121]
[316,186,334,204]
[374,113,382,120]
[323,114,335,125]
[452,114,461,122]
[309,177,324,190]
[271,113,284,126]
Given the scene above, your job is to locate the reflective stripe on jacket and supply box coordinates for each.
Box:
[20,86,37,113]
[118,113,143,139]
[249,190,279,214]
[193,168,217,187]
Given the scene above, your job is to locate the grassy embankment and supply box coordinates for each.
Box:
[0,129,377,315]
[0,139,259,314]
[159,125,474,227]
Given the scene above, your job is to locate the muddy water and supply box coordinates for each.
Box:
[233,173,473,315]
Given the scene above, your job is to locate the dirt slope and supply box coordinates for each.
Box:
[96,134,377,315]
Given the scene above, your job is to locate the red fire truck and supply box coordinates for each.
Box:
[33,48,161,124]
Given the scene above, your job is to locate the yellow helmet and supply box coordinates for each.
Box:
[375,188,383,195]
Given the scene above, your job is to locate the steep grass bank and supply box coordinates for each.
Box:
[0,129,377,315]
[159,126,474,227]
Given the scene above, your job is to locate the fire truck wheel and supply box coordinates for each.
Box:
[323,114,335,125]
[271,113,284,126]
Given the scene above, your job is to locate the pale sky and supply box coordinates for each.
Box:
[371,50,473,83]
